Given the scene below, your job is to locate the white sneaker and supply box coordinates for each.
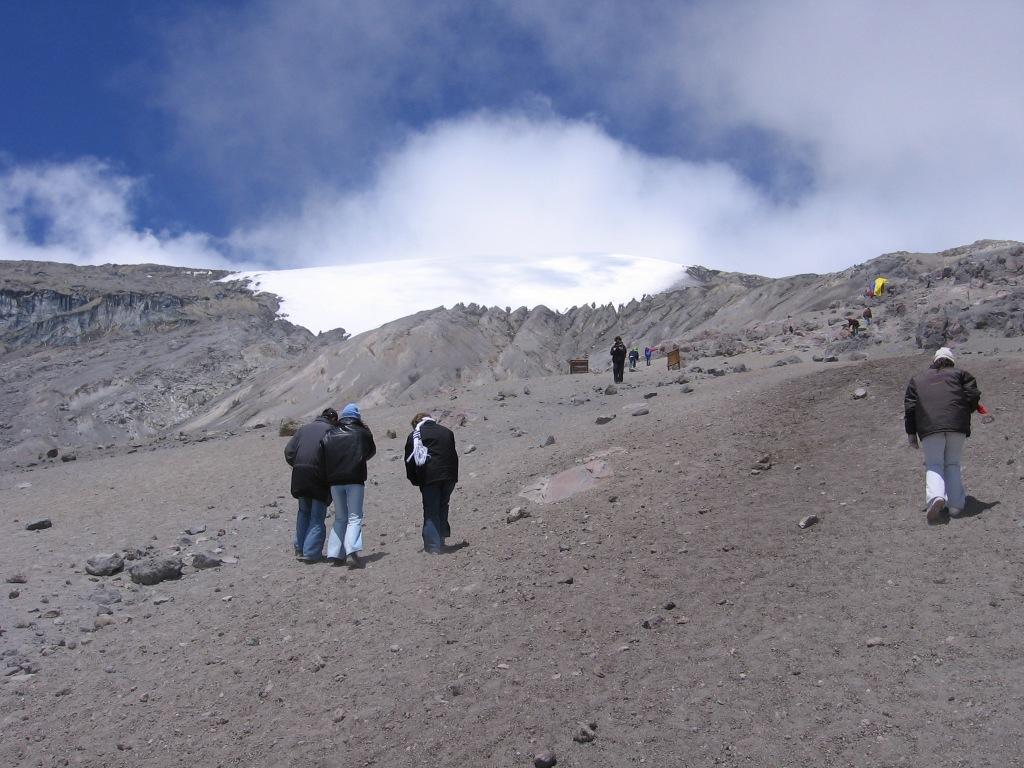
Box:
[926,497,948,525]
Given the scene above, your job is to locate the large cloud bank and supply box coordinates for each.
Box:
[2,0,1022,331]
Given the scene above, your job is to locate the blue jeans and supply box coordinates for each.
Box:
[921,432,967,511]
[294,497,327,560]
[420,480,455,553]
[327,484,365,559]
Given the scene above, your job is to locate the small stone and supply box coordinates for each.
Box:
[185,525,206,535]
[152,594,172,605]
[631,406,650,416]
[5,573,27,584]
[25,519,52,531]
[642,615,665,629]
[128,558,183,586]
[595,415,615,425]
[93,614,115,629]
[506,507,530,524]
[539,435,555,447]
[192,553,223,570]
[463,444,477,455]
[46,448,59,459]
[389,644,400,653]
[798,515,819,529]
[573,726,596,743]
[557,576,574,585]
[534,750,558,768]
[852,387,868,399]
[139,692,149,702]
[61,453,77,462]
[85,553,124,577]
[8,590,19,599]
[663,601,676,610]
[866,636,885,647]
[385,429,397,439]
[221,595,233,602]
[604,385,618,395]
[447,683,463,697]
[332,708,346,723]
[643,392,657,399]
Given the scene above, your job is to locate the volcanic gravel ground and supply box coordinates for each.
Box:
[2,353,1022,767]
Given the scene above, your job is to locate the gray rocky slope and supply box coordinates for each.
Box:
[2,240,1022,466]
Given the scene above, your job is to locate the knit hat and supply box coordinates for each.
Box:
[933,347,955,364]
[320,407,338,422]
[340,403,361,420]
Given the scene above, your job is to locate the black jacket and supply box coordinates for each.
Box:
[284,416,335,502]
[404,420,459,487]
[610,343,627,363]
[319,418,376,486]
[904,365,981,438]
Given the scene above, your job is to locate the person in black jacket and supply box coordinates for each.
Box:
[904,347,981,524]
[404,412,458,554]
[319,403,376,568]
[610,336,627,383]
[284,408,338,562]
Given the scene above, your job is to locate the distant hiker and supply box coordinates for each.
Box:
[319,403,376,568]
[628,347,640,370]
[904,347,981,525]
[644,346,653,366]
[610,337,627,383]
[847,317,860,335]
[405,412,459,554]
[862,307,873,326]
[284,408,338,563]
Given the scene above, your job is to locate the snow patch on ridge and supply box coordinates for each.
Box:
[224,254,686,336]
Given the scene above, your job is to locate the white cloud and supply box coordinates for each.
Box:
[0,159,230,268]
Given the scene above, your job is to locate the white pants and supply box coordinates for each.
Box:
[921,432,967,511]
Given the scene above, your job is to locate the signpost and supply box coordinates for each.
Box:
[666,348,681,371]
[569,358,589,374]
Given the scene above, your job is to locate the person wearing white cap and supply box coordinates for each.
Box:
[903,347,981,524]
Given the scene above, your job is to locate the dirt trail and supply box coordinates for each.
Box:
[2,353,1022,767]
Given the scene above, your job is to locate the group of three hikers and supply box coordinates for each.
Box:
[284,404,459,565]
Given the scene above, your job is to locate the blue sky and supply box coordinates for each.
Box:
[1,0,1022,280]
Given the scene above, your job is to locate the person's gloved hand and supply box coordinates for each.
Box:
[907,434,919,449]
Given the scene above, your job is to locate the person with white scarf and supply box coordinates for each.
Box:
[404,412,459,553]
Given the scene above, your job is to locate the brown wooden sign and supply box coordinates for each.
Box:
[666,348,681,370]
[569,358,589,374]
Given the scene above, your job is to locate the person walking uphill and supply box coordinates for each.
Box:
[320,403,376,568]
[904,347,981,525]
[644,346,652,366]
[628,346,640,370]
[610,337,627,383]
[284,408,338,562]
[405,412,458,554]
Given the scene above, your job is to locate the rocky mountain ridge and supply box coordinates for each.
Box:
[2,240,1022,466]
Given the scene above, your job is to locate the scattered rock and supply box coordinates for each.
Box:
[185,524,207,535]
[332,709,346,723]
[663,601,676,610]
[643,392,657,399]
[152,594,172,605]
[798,515,819,529]
[631,406,649,416]
[46,448,59,459]
[192,553,223,570]
[8,590,19,599]
[852,387,868,399]
[557,576,574,585]
[680,384,694,393]
[604,385,618,395]
[595,415,616,425]
[385,429,397,439]
[573,725,597,743]
[25,519,52,531]
[85,553,124,577]
[866,636,885,648]
[61,453,77,462]
[506,507,530,524]
[5,573,27,584]
[93,615,115,630]
[642,615,665,629]
[848,352,869,361]
[539,435,555,447]
[463,444,477,455]
[824,355,839,363]
[129,558,183,586]
[534,750,557,768]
